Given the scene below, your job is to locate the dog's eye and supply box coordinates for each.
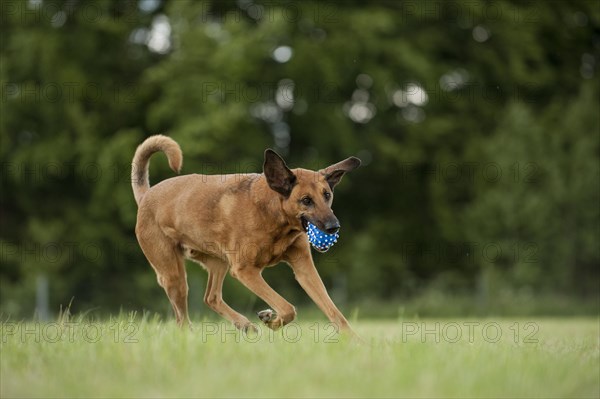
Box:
[324,191,331,201]
[301,197,313,206]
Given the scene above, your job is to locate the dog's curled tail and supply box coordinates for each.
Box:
[131,135,182,206]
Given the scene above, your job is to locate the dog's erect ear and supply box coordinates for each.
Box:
[263,149,297,197]
[321,156,361,189]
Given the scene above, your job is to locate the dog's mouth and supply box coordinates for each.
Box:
[300,215,324,232]
[302,216,339,253]
[300,216,309,232]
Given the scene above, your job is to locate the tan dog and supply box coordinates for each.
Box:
[131,135,361,336]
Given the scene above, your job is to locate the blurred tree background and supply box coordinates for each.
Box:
[1,0,598,319]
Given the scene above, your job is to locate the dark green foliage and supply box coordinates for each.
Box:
[1,0,598,317]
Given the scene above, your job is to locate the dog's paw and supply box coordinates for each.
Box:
[257,309,276,323]
[257,309,285,330]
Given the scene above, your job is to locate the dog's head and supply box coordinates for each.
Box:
[263,149,361,234]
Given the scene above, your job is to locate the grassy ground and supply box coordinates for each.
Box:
[1,315,598,398]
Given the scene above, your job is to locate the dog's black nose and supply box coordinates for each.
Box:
[324,220,340,234]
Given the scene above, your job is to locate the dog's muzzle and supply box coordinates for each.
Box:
[306,221,339,253]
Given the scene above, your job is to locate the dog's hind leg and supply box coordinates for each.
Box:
[155,259,190,328]
[136,221,190,328]
[191,255,254,331]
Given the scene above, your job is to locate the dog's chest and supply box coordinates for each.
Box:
[237,228,303,267]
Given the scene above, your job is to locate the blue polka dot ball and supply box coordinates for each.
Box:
[306,221,339,252]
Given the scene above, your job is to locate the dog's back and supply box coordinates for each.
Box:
[136,172,277,256]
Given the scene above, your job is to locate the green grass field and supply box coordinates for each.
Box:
[1,315,598,398]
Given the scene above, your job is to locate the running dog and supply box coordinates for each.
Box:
[131,135,361,336]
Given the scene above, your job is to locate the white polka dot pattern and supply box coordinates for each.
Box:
[306,221,339,252]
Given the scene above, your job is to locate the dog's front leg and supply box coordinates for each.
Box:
[231,266,297,330]
[285,242,359,338]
